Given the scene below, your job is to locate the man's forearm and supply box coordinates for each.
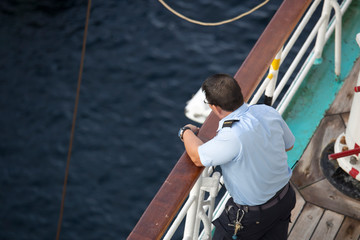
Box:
[183,129,204,167]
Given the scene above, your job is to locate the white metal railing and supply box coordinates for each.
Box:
[168,0,351,239]
[252,0,344,110]
[163,167,221,240]
[276,0,347,114]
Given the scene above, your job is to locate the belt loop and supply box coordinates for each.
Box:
[244,206,248,213]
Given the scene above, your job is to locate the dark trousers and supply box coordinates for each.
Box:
[212,184,296,240]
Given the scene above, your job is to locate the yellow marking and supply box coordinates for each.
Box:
[271,59,281,70]
[267,73,274,80]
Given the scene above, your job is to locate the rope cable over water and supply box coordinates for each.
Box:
[55,0,92,239]
[158,0,270,26]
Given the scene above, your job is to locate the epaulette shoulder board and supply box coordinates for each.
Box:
[222,120,239,128]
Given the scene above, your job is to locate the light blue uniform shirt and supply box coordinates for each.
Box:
[198,104,295,206]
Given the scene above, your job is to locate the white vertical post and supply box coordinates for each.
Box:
[183,175,202,240]
[330,0,342,76]
[314,0,331,64]
[264,48,282,105]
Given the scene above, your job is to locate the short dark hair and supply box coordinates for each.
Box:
[201,73,244,111]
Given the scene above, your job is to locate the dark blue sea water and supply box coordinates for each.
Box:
[0,0,285,239]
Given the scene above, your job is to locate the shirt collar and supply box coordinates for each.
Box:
[217,103,249,131]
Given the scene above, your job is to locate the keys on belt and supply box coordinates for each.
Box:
[226,206,245,239]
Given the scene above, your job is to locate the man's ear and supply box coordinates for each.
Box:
[211,105,222,117]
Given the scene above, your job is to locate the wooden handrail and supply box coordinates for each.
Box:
[128,0,312,239]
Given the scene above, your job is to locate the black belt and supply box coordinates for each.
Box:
[235,183,290,212]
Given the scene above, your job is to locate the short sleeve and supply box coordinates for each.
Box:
[198,129,241,167]
[279,118,295,149]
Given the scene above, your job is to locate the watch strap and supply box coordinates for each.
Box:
[180,126,192,141]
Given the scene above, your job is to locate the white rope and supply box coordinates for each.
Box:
[158,0,270,26]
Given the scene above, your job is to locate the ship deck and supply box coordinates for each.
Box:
[288,57,360,240]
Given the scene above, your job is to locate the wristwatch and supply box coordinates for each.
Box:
[178,126,192,141]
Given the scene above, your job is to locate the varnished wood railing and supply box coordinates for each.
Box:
[128,0,312,239]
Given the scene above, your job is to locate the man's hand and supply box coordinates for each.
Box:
[184,124,200,135]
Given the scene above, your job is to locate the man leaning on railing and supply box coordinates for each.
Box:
[178,73,296,240]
